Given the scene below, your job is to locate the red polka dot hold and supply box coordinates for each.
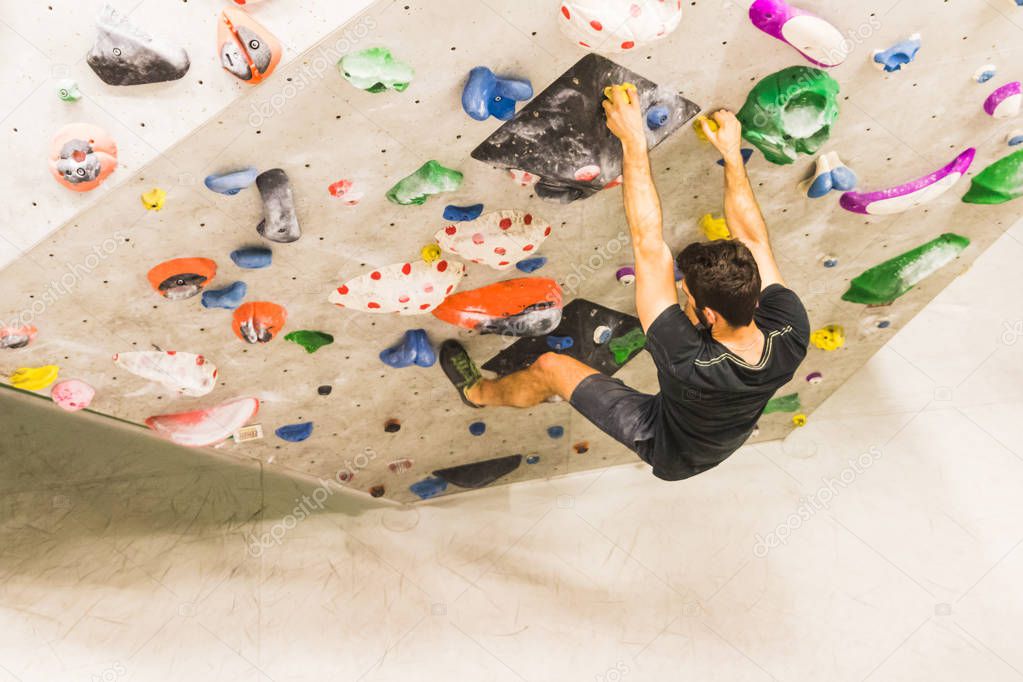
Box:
[419,303,430,310]
[621,41,635,49]
[437,260,448,272]
[522,244,534,251]
[544,226,552,236]
[445,225,457,235]
[494,247,506,255]
[401,263,411,275]
[446,285,454,294]
[472,232,485,245]
[337,285,349,295]
[561,5,570,19]
[370,271,381,280]
[524,214,533,225]
[498,261,509,266]
[367,301,380,309]
[589,19,602,30]
[398,295,410,303]
[499,218,512,229]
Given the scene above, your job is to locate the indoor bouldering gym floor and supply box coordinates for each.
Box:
[4,0,1023,680]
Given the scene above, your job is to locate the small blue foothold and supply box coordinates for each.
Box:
[201,281,247,310]
[717,148,754,167]
[873,35,921,73]
[546,335,574,351]
[646,105,670,130]
[830,166,858,192]
[205,167,259,196]
[380,329,436,368]
[1009,133,1023,147]
[462,66,533,121]
[547,425,564,439]
[443,203,484,222]
[275,422,314,443]
[410,476,448,500]
[807,173,834,199]
[526,455,540,464]
[823,258,838,268]
[877,320,891,329]
[469,421,486,436]
[516,256,547,273]
[230,247,273,269]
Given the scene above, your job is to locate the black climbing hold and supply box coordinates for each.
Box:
[317,385,332,395]
[369,485,385,498]
[384,418,401,433]
[573,441,589,454]
[471,53,700,203]
[483,299,642,377]
[432,454,523,489]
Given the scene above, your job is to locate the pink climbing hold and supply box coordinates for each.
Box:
[146,397,260,448]
[574,165,601,182]
[984,82,1022,119]
[328,178,364,205]
[50,379,95,412]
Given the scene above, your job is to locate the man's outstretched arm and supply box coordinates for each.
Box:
[700,110,785,289]
[604,85,678,332]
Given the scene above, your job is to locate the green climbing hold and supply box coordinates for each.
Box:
[842,233,970,306]
[763,393,801,415]
[736,66,841,166]
[962,149,1023,205]
[386,160,463,205]
[609,328,646,365]
[57,79,81,102]
[339,47,413,93]
[284,330,335,354]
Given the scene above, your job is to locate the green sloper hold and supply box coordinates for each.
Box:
[962,149,1023,205]
[609,328,646,365]
[284,330,334,353]
[339,47,413,93]
[842,233,970,306]
[763,393,801,415]
[386,161,463,205]
[737,66,840,166]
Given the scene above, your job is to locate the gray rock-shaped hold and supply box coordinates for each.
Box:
[87,4,190,86]
[256,169,301,243]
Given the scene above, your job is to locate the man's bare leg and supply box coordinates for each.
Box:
[466,352,599,408]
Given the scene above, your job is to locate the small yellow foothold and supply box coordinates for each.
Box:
[810,324,845,351]
[792,414,807,427]
[699,213,730,241]
[421,243,442,264]
[693,115,719,141]
[10,365,60,391]
[603,82,637,102]
[141,188,166,211]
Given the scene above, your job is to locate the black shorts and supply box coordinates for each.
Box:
[569,373,659,463]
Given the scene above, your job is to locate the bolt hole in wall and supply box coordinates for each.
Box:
[4,0,1023,503]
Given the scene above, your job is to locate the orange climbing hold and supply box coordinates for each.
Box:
[48,123,118,192]
[147,258,217,300]
[431,277,563,336]
[232,301,287,343]
[217,7,282,84]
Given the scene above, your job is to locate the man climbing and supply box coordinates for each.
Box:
[439,86,810,481]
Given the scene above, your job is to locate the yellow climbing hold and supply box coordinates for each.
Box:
[603,82,637,102]
[810,324,845,351]
[141,188,166,211]
[421,243,442,264]
[792,414,807,427]
[693,115,719,141]
[10,365,60,391]
[699,213,730,241]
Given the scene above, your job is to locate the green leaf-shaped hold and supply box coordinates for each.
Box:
[609,327,646,365]
[737,66,841,165]
[763,393,800,415]
[339,47,413,93]
[842,233,970,306]
[962,149,1023,205]
[386,161,463,205]
[284,330,334,354]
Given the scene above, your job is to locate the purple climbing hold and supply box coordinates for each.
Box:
[546,335,574,351]
[443,204,484,221]
[462,66,533,121]
[469,421,486,436]
[516,256,547,273]
[616,266,636,285]
[230,247,272,269]
[984,81,1023,119]
[380,329,436,368]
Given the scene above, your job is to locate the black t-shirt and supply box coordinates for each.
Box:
[643,284,810,481]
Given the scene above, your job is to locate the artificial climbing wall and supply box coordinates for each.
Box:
[2,0,1022,503]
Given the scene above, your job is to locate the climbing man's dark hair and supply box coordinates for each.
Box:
[677,240,762,327]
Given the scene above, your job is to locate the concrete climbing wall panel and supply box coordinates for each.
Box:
[2,0,1022,503]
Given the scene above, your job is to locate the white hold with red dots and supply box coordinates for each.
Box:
[558,0,684,52]
[330,259,466,314]
[113,350,218,397]
[434,209,552,271]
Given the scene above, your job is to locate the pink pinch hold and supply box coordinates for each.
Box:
[983,81,1023,119]
[50,379,95,412]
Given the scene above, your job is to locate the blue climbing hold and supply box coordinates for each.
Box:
[1009,131,1023,147]
[201,281,247,310]
[516,256,547,273]
[410,476,448,500]
[646,105,670,130]
[717,148,754,167]
[526,455,540,464]
[546,335,574,351]
[469,421,486,436]
[877,320,891,329]
[443,203,484,221]
[461,66,533,121]
[379,329,436,368]
[205,167,259,196]
[873,34,921,73]
[805,152,857,199]
[230,247,272,269]
[547,425,564,439]
[275,422,314,443]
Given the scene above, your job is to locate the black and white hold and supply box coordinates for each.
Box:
[86,4,190,86]
[256,169,302,244]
